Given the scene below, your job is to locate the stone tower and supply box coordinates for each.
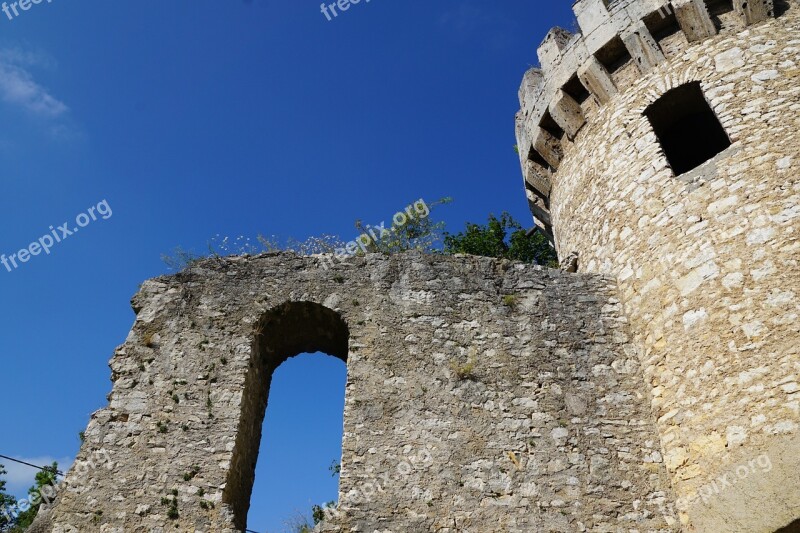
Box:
[516,0,799,531]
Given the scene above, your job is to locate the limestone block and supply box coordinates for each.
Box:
[620,0,666,22]
[524,158,553,198]
[526,188,552,227]
[549,89,586,140]
[578,56,618,105]
[518,68,544,109]
[533,127,563,169]
[673,0,717,41]
[537,28,575,72]
[622,24,666,72]
[574,0,618,53]
[734,0,774,26]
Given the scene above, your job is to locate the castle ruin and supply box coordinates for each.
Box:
[34,0,799,531]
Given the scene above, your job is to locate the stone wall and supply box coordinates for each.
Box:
[515,1,800,531]
[43,253,675,532]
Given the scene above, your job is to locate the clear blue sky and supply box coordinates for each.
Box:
[0,1,573,531]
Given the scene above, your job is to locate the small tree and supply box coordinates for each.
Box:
[443,212,557,267]
[0,464,17,531]
[9,462,59,531]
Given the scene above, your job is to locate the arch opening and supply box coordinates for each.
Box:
[224,301,349,532]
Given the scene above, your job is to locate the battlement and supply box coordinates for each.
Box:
[516,0,777,236]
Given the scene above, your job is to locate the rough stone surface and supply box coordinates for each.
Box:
[516,1,800,531]
[29,1,800,532]
[41,253,676,532]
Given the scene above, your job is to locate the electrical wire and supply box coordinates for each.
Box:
[0,454,64,477]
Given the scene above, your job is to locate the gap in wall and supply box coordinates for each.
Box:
[247,352,346,533]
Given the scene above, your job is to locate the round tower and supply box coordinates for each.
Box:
[516,0,799,531]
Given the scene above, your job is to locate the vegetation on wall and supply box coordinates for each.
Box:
[162,200,557,271]
[444,212,557,267]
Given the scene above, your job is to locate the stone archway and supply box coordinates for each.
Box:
[224,301,349,531]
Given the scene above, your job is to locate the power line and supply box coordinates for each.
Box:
[0,454,65,477]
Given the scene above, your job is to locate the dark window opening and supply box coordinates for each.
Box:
[563,74,591,105]
[775,517,800,533]
[595,35,632,75]
[705,0,734,16]
[644,8,682,42]
[704,0,734,29]
[644,82,731,176]
[526,145,554,175]
[539,110,565,140]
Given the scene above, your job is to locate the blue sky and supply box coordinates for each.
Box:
[0,1,573,531]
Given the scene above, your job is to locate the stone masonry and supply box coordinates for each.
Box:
[38,253,675,532]
[28,0,800,531]
[516,0,799,531]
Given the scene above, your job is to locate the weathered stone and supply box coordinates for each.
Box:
[523,158,553,198]
[578,56,618,104]
[622,24,666,73]
[548,89,586,140]
[734,0,775,26]
[673,0,717,42]
[532,127,563,169]
[516,3,800,531]
[518,67,543,112]
[41,253,676,532]
[537,27,575,71]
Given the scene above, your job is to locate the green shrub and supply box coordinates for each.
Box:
[444,212,557,267]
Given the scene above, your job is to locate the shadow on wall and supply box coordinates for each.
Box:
[223,301,350,532]
[775,518,800,533]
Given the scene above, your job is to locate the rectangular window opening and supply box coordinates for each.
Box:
[539,110,565,141]
[705,0,734,16]
[563,74,591,105]
[643,8,682,43]
[527,145,554,174]
[644,81,731,176]
[595,35,632,75]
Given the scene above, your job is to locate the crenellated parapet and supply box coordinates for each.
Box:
[516,0,776,239]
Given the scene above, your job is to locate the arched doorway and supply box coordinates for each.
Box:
[223,301,349,532]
